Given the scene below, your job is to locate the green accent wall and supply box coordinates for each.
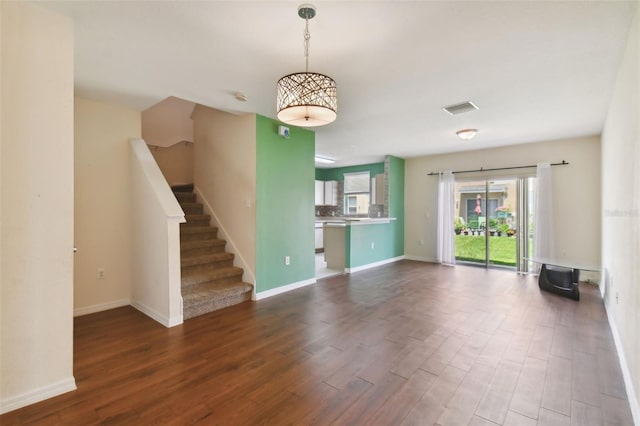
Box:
[388,155,405,256]
[315,162,384,181]
[256,116,315,293]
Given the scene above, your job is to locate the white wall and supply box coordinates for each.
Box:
[405,136,601,267]
[0,1,76,412]
[192,106,257,283]
[601,5,639,422]
[74,97,141,315]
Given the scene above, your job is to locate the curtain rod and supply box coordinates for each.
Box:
[427,160,569,176]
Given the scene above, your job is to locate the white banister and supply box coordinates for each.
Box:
[129,138,185,327]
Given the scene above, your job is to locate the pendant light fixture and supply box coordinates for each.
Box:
[276,4,337,127]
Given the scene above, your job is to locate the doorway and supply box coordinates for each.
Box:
[454,177,534,272]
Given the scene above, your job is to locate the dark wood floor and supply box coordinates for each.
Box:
[1,261,634,425]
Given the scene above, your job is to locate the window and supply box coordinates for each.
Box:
[344,172,370,215]
[346,195,358,214]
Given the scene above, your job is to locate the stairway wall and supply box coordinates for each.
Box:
[142,96,196,187]
[148,141,194,187]
[142,96,195,148]
[192,106,256,282]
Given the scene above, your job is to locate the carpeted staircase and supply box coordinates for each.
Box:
[173,184,253,319]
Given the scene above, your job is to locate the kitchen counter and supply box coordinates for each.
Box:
[315,217,396,225]
[320,217,398,272]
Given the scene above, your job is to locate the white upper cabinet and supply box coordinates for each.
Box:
[324,181,337,206]
[315,180,338,206]
[315,180,325,205]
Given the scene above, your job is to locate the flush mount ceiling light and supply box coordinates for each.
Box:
[456,129,478,140]
[314,155,335,164]
[276,4,337,127]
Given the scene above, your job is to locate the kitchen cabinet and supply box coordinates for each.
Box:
[323,181,337,205]
[315,180,338,206]
[315,180,325,205]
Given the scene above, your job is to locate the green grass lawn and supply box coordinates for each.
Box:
[455,235,517,266]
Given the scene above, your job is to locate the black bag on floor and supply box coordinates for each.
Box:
[538,264,580,301]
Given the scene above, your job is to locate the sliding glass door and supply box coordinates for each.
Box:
[454,180,488,265]
[454,177,533,271]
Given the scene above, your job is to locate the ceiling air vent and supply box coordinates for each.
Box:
[442,101,479,115]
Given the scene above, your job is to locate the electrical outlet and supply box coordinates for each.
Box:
[616,291,619,304]
[419,239,424,246]
[97,268,105,279]
[285,256,290,266]
[370,242,375,249]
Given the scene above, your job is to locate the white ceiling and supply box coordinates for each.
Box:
[37,1,636,168]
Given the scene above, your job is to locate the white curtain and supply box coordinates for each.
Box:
[437,171,456,265]
[533,162,555,263]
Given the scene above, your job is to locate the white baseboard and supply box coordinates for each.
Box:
[0,377,76,414]
[404,255,439,263]
[605,306,640,425]
[73,298,131,317]
[131,301,183,328]
[254,278,316,301]
[345,255,405,273]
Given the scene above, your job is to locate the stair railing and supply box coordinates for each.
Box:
[129,138,185,327]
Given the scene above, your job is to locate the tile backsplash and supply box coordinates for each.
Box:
[368,204,385,217]
[316,205,341,217]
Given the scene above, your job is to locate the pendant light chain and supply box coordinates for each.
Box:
[304,16,310,73]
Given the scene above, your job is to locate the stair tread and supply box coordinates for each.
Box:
[182,214,211,226]
[181,226,218,234]
[171,184,194,192]
[181,239,226,249]
[182,281,252,300]
[185,214,210,220]
[182,266,243,286]
[172,185,249,318]
[182,281,253,319]
[174,191,196,197]
[181,252,234,266]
